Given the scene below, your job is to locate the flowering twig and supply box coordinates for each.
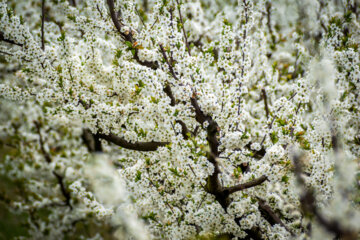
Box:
[0,31,23,46]
[34,121,72,210]
[257,197,294,235]
[175,0,191,56]
[159,43,178,80]
[106,0,158,69]
[293,154,357,240]
[261,89,270,119]
[41,0,45,51]
[224,175,268,194]
[97,132,169,151]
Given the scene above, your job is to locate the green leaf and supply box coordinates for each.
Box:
[115,49,122,58]
[281,175,289,183]
[125,41,133,48]
[135,170,142,182]
[57,32,66,42]
[169,167,181,177]
[142,212,157,221]
[270,132,279,144]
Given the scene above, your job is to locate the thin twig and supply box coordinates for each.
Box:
[41,0,46,51]
[135,6,146,27]
[34,121,72,210]
[0,50,13,56]
[262,89,270,119]
[0,31,23,46]
[159,43,178,80]
[175,0,191,56]
[52,171,73,210]
[34,121,51,163]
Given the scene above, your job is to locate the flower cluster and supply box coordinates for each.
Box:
[0,0,359,239]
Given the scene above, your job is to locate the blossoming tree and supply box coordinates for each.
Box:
[0,0,359,239]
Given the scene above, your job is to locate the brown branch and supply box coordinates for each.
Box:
[265,1,273,35]
[34,121,51,163]
[244,142,266,159]
[235,216,264,240]
[41,0,46,51]
[97,133,169,151]
[244,228,264,240]
[34,121,72,210]
[96,4,104,20]
[163,84,194,141]
[106,0,158,69]
[69,0,76,7]
[291,50,299,79]
[106,0,124,37]
[0,50,13,56]
[0,31,23,46]
[135,7,146,27]
[190,93,265,210]
[175,120,191,140]
[159,44,178,80]
[330,128,340,152]
[257,197,294,235]
[175,0,191,56]
[143,0,149,12]
[265,0,276,47]
[237,0,250,116]
[188,36,203,51]
[82,128,103,152]
[190,94,209,125]
[52,171,73,210]
[224,175,267,194]
[189,93,231,207]
[163,84,176,106]
[260,91,298,145]
[261,89,270,119]
[293,154,357,240]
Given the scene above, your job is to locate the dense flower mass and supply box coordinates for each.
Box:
[0,0,359,239]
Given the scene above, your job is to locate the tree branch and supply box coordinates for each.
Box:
[159,44,178,80]
[34,121,72,210]
[175,120,191,140]
[97,133,169,151]
[163,84,176,106]
[244,228,264,240]
[52,171,73,210]
[69,0,76,7]
[41,0,46,51]
[293,154,357,240]
[224,175,268,194]
[106,0,124,37]
[0,31,23,46]
[189,93,230,207]
[190,93,210,125]
[257,197,294,235]
[82,128,103,152]
[261,89,270,119]
[106,0,158,69]
[175,0,191,56]
[34,121,51,163]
